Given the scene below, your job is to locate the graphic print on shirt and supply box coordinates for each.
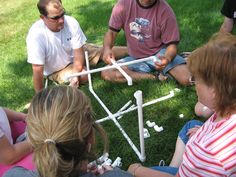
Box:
[129,18,151,42]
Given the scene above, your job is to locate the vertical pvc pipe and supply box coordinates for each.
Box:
[134,90,146,162]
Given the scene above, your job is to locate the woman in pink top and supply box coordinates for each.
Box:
[128,32,236,177]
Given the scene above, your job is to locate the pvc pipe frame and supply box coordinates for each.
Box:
[79,51,174,161]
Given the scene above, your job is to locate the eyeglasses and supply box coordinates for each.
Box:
[189,76,196,85]
[46,10,65,21]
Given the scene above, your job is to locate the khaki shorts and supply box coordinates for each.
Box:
[48,43,102,84]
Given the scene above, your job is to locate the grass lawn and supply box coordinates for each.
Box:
[0,0,224,170]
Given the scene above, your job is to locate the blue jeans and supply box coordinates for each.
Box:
[117,48,186,76]
[151,120,203,175]
[178,120,203,144]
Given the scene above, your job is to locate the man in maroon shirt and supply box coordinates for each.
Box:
[101,0,190,85]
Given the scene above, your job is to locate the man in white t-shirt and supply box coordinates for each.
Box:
[27,0,128,93]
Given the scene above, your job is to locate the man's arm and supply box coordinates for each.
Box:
[220,17,234,33]
[155,44,177,70]
[32,64,44,93]
[70,47,85,87]
[103,29,119,64]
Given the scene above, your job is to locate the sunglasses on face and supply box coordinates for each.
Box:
[46,10,65,21]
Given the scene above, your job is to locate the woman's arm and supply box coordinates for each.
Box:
[3,108,26,122]
[128,163,176,177]
[0,135,32,165]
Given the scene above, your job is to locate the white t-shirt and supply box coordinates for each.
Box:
[0,107,13,144]
[26,15,87,76]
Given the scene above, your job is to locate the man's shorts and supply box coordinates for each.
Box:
[47,43,102,84]
[117,48,186,76]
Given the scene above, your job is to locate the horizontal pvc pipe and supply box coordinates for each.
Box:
[66,55,157,79]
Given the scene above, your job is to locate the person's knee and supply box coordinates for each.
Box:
[194,102,214,118]
[177,75,190,86]
[101,70,111,81]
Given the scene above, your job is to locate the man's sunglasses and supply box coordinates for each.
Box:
[46,10,65,20]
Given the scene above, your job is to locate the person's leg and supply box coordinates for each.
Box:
[84,43,128,66]
[112,46,128,59]
[169,120,204,167]
[48,64,88,85]
[101,56,155,83]
[194,101,214,118]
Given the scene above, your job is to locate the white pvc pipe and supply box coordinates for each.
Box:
[111,59,133,86]
[96,91,175,123]
[84,51,145,161]
[66,55,157,79]
[134,90,146,162]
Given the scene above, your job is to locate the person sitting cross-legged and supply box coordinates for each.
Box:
[101,0,191,85]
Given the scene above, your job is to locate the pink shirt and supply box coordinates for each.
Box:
[109,0,179,58]
[178,114,236,176]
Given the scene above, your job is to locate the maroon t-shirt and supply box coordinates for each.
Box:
[109,0,180,58]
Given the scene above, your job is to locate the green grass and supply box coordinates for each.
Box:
[0,0,223,170]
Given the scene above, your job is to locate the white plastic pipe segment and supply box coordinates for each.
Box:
[111,157,122,167]
[134,90,146,162]
[111,59,133,86]
[66,55,158,79]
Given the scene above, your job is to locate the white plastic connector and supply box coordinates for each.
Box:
[97,153,109,164]
[146,120,156,127]
[102,158,112,166]
[174,88,181,92]
[152,55,162,64]
[111,157,122,167]
[179,114,184,119]
[143,128,150,138]
[154,125,164,132]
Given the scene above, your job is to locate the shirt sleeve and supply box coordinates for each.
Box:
[160,5,180,45]
[69,17,87,49]
[108,0,125,32]
[221,0,232,19]
[26,29,46,65]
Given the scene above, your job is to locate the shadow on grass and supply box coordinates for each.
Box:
[0,58,34,110]
[69,0,126,45]
[169,0,223,51]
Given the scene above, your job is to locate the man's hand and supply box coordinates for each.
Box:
[154,55,169,71]
[69,76,79,87]
[103,48,115,64]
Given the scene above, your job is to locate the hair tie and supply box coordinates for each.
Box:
[44,139,56,144]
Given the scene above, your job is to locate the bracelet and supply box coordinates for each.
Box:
[132,163,142,177]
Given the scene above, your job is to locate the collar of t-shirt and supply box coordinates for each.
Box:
[136,0,158,9]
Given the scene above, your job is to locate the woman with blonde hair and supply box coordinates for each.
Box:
[4,86,133,177]
[129,32,236,177]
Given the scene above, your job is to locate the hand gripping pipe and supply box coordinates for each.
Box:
[66,55,159,80]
